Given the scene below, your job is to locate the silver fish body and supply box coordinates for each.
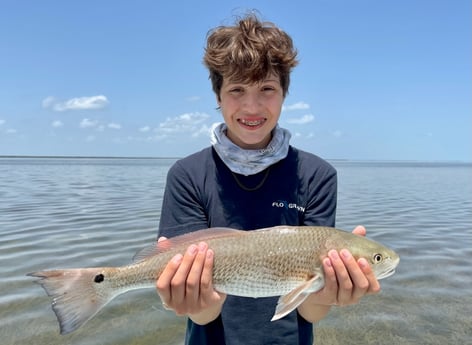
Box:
[28,226,400,335]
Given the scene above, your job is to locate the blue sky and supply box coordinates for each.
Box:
[1,0,470,161]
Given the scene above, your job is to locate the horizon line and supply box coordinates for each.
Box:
[1,155,471,164]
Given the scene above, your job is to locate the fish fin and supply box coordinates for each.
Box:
[132,239,174,262]
[28,268,118,335]
[133,227,244,262]
[271,274,325,321]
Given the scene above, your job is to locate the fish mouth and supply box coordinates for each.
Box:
[377,267,396,280]
[376,257,400,280]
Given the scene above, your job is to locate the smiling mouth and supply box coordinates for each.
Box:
[238,118,267,127]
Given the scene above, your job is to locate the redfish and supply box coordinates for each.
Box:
[28,226,399,334]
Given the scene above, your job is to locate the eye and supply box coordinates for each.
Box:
[229,87,244,94]
[372,253,383,264]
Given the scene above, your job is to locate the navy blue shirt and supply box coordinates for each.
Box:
[158,146,337,345]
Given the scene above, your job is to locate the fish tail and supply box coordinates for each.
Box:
[28,268,118,335]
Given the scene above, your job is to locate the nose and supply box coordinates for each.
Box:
[241,91,262,113]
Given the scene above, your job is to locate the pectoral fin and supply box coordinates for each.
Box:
[271,274,325,321]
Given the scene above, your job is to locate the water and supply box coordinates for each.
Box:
[0,158,471,345]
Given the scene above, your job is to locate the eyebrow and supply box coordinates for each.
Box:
[225,78,279,86]
[262,78,279,83]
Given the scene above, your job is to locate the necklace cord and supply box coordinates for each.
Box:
[231,167,271,192]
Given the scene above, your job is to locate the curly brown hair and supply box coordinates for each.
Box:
[203,14,298,100]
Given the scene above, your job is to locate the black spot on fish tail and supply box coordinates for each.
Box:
[94,274,104,283]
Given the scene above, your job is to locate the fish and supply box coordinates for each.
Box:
[28,225,400,335]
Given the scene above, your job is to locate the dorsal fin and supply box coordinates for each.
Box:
[132,227,244,262]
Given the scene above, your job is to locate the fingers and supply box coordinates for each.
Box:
[156,241,217,316]
[200,248,215,295]
[321,257,338,305]
[328,250,353,305]
[358,258,381,295]
[169,244,200,312]
[156,253,183,308]
[185,243,209,306]
[157,236,172,250]
[339,249,369,303]
[326,248,380,306]
[352,225,366,237]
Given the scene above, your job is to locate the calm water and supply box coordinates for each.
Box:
[0,158,471,345]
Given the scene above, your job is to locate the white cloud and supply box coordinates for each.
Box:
[143,134,167,142]
[41,96,56,109]
[185,96,201,102]
[118,113,214,144]
[155,112,210,136]
[51,120,63,128]
[85,135,95,142]
[108,122,121,130]
[0,121,17,134]
[191,124,213,138]
[282,102,310,112]
[80,118,98,128]
[42,95,109,112]
[286,114,315,125]
[333,130,343,138]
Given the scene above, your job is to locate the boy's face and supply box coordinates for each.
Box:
[218,74,284,150]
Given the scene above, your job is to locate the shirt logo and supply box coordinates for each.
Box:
[272,200,305,213]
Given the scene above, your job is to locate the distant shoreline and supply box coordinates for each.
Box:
[0,155,181,160]
[0,155,470,164]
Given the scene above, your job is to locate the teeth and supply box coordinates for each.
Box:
[240,119,264,126]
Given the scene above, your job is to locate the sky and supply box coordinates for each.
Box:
[1,0,470,161]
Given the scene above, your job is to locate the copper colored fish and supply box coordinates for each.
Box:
[28,226,400,334]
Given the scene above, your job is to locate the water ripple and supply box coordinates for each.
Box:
[1,159,471,344]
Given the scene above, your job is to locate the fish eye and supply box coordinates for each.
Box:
[372,253,383,263]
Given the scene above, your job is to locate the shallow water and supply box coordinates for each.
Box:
[0,158,471,345]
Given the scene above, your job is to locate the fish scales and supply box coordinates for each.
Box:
[28,225,400,334]
[209,227,327,297]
